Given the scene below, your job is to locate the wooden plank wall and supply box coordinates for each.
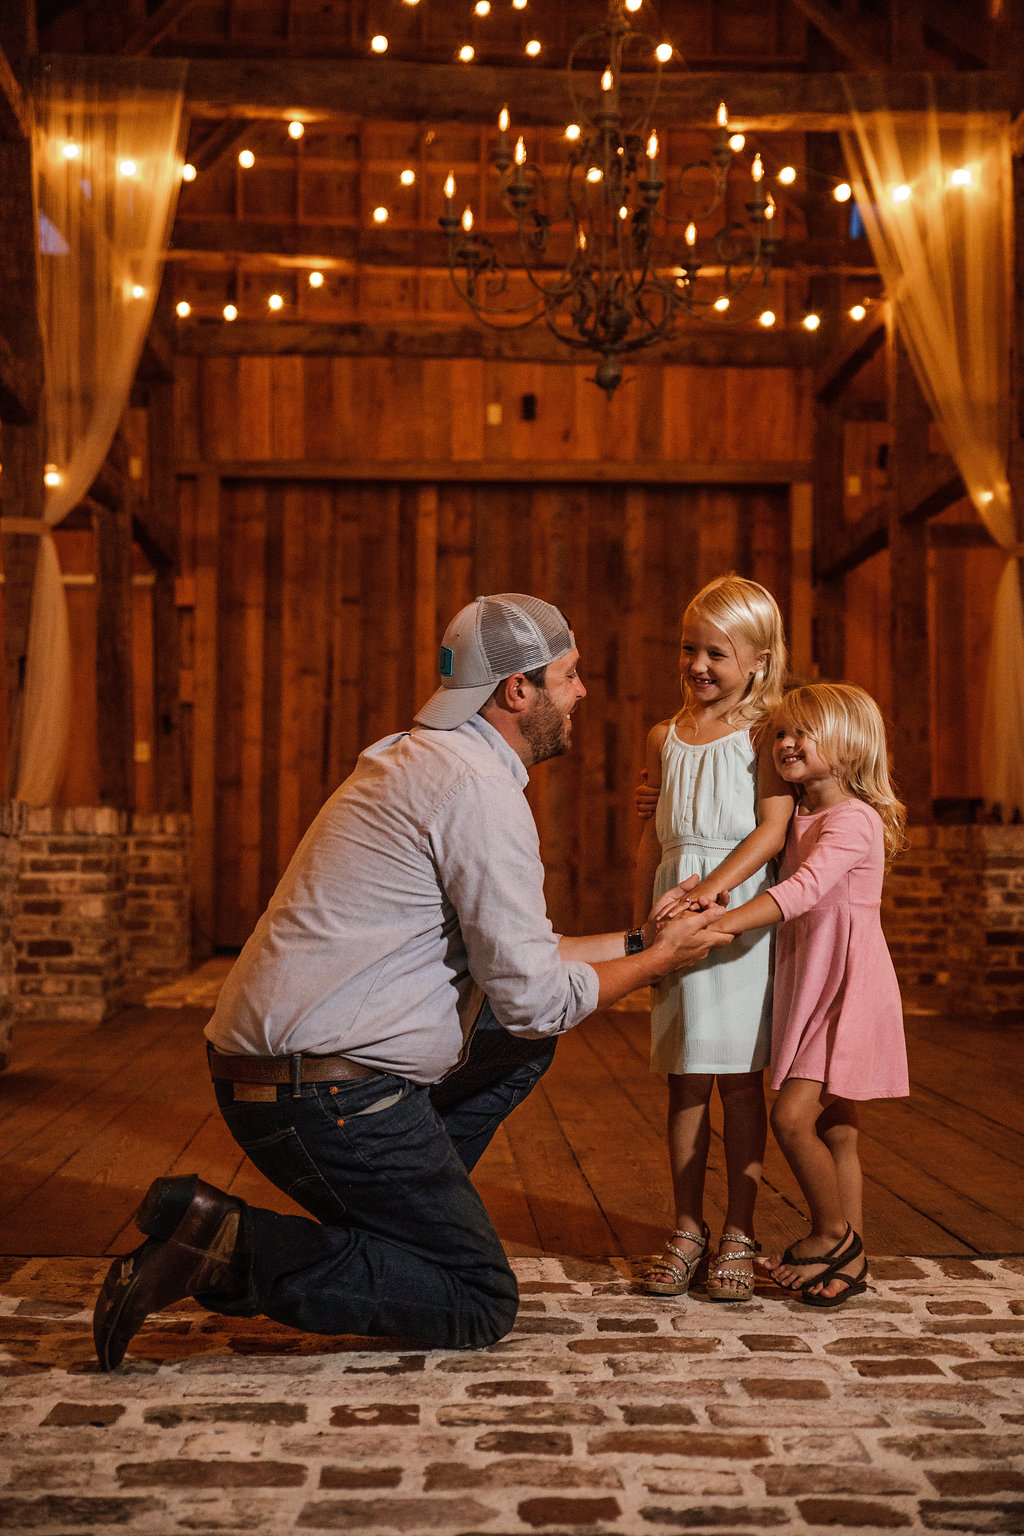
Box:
[178,473,793,948]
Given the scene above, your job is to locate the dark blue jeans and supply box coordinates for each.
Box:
[203,1003,556,1349]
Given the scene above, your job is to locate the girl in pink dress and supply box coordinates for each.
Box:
[698,682,908,1307]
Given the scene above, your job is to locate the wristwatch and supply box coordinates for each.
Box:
[625,927,645,955]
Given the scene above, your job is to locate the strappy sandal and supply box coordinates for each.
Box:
[637,1223,710,1296]
[706,1231,760,1302]
[774,1224,869,1309]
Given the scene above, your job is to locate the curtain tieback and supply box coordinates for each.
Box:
[0,517,49,536]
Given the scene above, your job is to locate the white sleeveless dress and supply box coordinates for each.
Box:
[650,721,773,1075]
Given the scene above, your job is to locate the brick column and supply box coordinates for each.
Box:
[13,807,128,1023]
[883,825,1024,1025]
[0,800,24,1066]
[124,812,192,982]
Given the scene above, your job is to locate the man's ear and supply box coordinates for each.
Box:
[486,673,531,717]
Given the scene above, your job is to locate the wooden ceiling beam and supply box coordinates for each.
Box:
[122,0,204,57]
[167,220,878,276]
[171,317,816,368]
[785,0,887,70]
[0,44,30,142]
[179,59,1012,131]
[816,320,887,405]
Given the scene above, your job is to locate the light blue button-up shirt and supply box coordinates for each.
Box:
[206,715,600,1084]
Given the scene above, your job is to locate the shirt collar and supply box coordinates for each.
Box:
[463,713,530,789]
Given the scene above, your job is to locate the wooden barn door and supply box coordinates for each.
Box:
[200,477,791,949]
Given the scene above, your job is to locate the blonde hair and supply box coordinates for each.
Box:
[775,683,908,860]
[685,574,787,722]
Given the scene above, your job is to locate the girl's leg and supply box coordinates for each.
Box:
[708,1071,766,1295]
[641,1073,713,1289]
[816,1098,863,1235]
[769,1078,855,1295]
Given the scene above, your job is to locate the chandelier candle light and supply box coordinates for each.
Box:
[440,0,779,397]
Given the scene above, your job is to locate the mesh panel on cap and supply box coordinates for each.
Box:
[478,594,570,676]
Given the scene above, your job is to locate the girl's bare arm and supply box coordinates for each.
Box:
[632,720,669,926]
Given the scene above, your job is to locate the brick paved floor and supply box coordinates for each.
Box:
[1,1253,1022,1535]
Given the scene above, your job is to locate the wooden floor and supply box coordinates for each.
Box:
[0,1001,1021,1261]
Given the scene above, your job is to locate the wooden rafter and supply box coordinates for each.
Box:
[0,44,29,142]
[178,60,1012,132]
[785,0,887,69]
[171,317,817,368]
[186,117,256,173]
[122,0,204,57]
[167,221,878,277]
[815,321,887,406]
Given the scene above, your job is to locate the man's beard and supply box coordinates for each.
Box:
[521,689,571,765]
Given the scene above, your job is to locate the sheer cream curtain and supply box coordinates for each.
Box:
[12,56,186,804]
[840,75,1024,819]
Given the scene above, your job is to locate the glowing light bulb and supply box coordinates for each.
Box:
[979,489,994,503]
[400,168,415,186]
[514,137,527,167]
[834,182,852,202]
[512,0,527,8]
[655,42,673,63]
[728,133,745,152]
[565,123,581,141]
[777,165,796,185]
[462,207,474,233]
[625,0,643,11]
[370,34,388,52]
[892,183,911,202]
[765,193,776,220]
[118,159,137,177]
[373,205,389,223]
[751,154,763,183]
[458,44,475,61]
[444,173,456,202]
[268,293,284,310]
[587,166,602,183]
[309,270,324,288]
[717,102,728,128]
[759,311,776,327]
[499,106,510,133]
[601,69,613,92]
[803,313,821,331]
[62,142,80,159]
[950,167,972,187]
[181,162,197,181]
[646,131,659,160]
[475,0,490,13]
[713,297,730,312]
[175,300,191,318]
[288,120,304,139]
[223,303,238,321]
[43,464,62,487]
[238,149,255,168]
[525,39,541,56]
[619,205,629,220]
[849,304,866,321]
[577,231,587,251]
[131,284,145,299]
[685,222,696,246]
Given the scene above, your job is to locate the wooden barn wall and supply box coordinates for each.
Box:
[178,474,793,950]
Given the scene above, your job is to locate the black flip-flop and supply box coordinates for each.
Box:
[800,1254,869,1308]
[775,1223,855,1287]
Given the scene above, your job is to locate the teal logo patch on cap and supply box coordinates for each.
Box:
[439,645,454,677]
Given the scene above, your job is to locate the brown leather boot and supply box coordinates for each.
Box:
[93,1176,246,1371]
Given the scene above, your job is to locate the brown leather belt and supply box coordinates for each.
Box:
[207,1045,379,1085]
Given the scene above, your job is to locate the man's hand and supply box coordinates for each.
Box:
[646,904,734,976]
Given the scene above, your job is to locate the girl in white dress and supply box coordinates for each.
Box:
[633,575,793,1300]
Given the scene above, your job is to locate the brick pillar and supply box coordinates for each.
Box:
[124,812,192,982]
[883,825,1024,1025]
[13,806,128,1022]
[0,800,24,1066]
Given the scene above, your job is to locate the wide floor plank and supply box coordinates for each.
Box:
[0,1003,1019,1259]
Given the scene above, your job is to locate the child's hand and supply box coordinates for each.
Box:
[687,880,730,912]
[635,770,660,820]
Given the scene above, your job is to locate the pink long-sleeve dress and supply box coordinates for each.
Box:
[769,797,908,1100]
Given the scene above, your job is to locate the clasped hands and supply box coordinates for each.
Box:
[652,874,730,929]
